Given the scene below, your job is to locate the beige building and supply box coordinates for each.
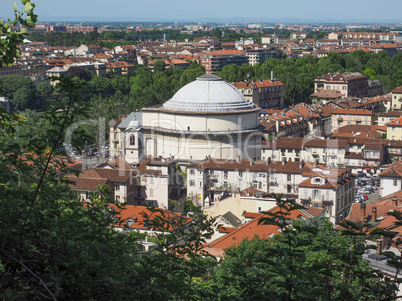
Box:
[314,72,380,98]
[331,108,374,132]
[386,116,402,141]
[391,87,402,110]
[377,111,402,126]
[298,167,355,224]
[233,79,285,109]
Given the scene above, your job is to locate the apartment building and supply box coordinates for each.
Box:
[391,87,402,110]
[331,108,374,132]
[233,79,285,109]
[262,137,349,166]
[201,50,247,73]
[314,72,375,98]
[243,47,276,66]
[303,139,349,166]
[379,162,402,197]
[377,111,402,126]
[386,116,402,141]
[298,167,355,224]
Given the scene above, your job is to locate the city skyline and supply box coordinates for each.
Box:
[1,0,402,23]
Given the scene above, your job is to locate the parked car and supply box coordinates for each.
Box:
[355,195,364,203]
[358,194,368,200]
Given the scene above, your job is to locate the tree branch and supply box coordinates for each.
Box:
[8,255,57,301]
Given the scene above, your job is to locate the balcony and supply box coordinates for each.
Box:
[207,174,217,181]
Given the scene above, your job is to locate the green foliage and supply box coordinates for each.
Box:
[0,0,38,69]
[0,75,40,110]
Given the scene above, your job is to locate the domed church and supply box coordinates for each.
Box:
[110,74,262,163]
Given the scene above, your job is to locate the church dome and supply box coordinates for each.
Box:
[162,74,256,112]
[126,119,141,131]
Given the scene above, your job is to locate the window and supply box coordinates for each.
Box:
[314,178,321,183]
[258,182,262,189]
[313,190,319,199]
[287,185,292,193]
[190,169,195,175]
[190,180,195,186]
[116,196,120,202]
[129,134,135,146]
[393,127,396,132]
[258,207,262,212]
[115,185,120,191]
[199,182,202,187]
[224,171,228,179]
[287,174,291,182]
[239,171,243,178]
[394,179,398,186]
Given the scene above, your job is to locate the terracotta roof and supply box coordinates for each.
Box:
[346,203,402,228]
[311,89,343,99]
[332,108,374,116]
[386,116,402,126]
[316,72,366,82]
[206,206,311,250]
[233,79,284,89]
[345,152,364,159]
[378,111,402,118]
[379,161,402,178]
[364,141,383,150]
[68,176,113,191]
[375,191,402,206]
[109,204,192,232]
[391,87,402,94]
[203,50,245,56]
[303,139,348,148]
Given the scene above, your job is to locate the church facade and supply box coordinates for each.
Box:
[110,74,262,164]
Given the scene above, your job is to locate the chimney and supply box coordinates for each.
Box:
[392,195,398,206]
[376,238,383,256]
[266,157,271,165]
[299,160,304,169]
[271,70,273,80]
[236,155,240,163]
[360,203,366,218]
[372,207,377,222]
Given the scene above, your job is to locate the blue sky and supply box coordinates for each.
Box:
[1,0,402,23]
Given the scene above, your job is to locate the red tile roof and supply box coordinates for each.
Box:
[109,204,192,232]
[386,116,402,126]
[205,206,311,250]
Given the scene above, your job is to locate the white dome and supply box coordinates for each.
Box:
[162,74,256,112]
[126,119,141,131]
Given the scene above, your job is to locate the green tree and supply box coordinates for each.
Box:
[36,82,53,98]
[153,59,166,73]
[179,61,205,87]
